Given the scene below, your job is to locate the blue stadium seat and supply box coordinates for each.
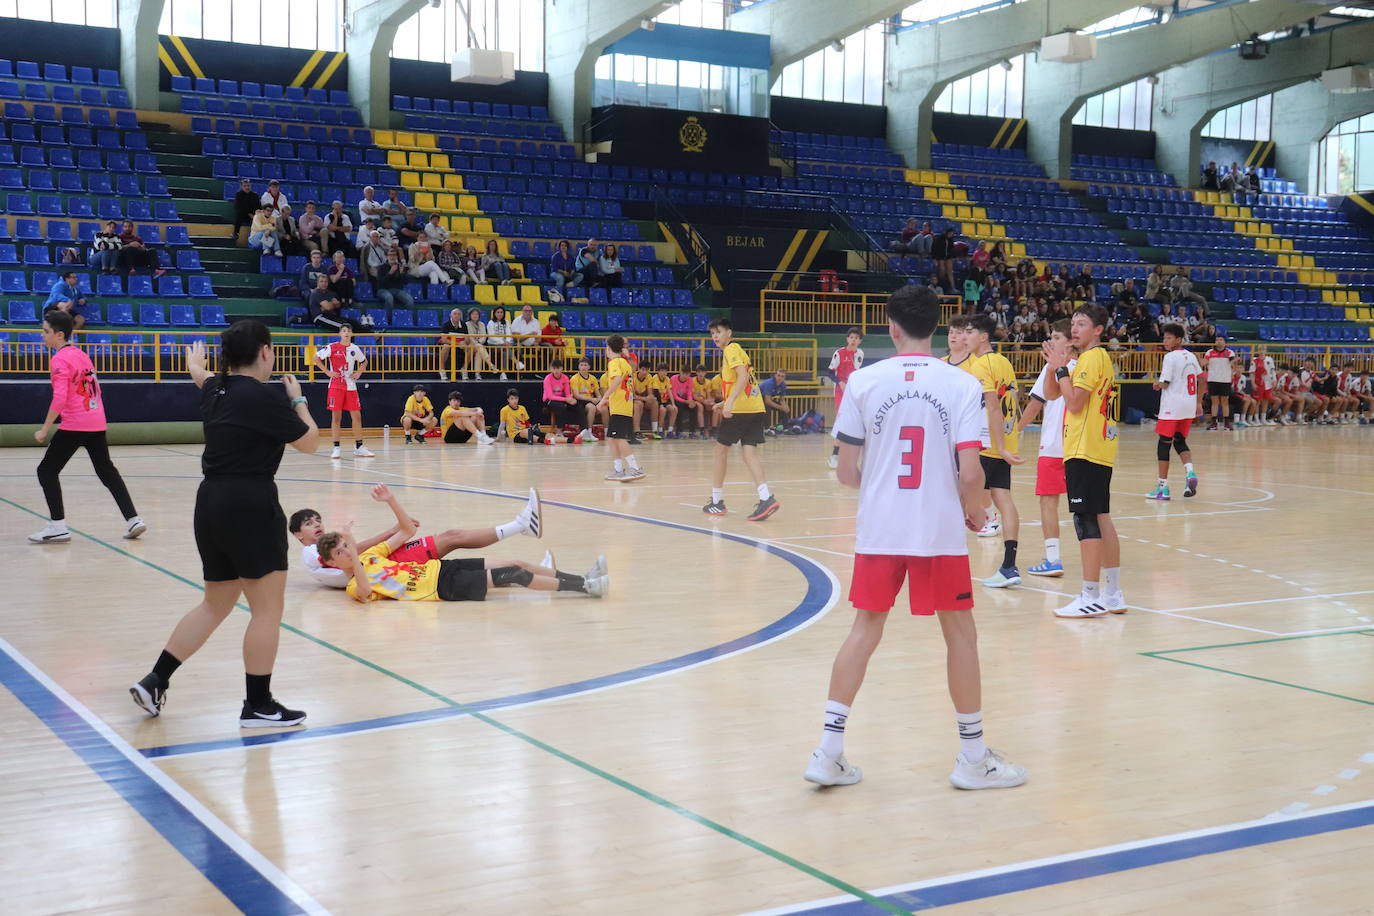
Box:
[169,304,197,327]
[188,276,215,298]
[139,303,167,327]
[200,304,227,326]
[7,300,38,323]
[106,302,134,325]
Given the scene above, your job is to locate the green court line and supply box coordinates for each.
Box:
[1143,654,1374,708]
[1143,628,1374,656]
[2,494,908,916]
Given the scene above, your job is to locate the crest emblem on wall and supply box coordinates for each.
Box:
[679,116,707,153]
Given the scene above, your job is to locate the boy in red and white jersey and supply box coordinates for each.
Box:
[1202,334,1236,430]
[313,325,374,459]
[1148,324,1202,500]
[1232,359,1259,428]
[1352,370,1374,423]
[806,286,1026,792]
[1014,318,1073,575]
[1251,344,1276,426]
[826,327,865,469]
[1334,361,1358,423]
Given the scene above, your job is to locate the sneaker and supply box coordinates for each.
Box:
[239,699,307,729]
[477,433,495,445]
[702,500,727,516]
[521,488,542,537]
[977,518,1001,538]
[1235,418,1249,428]
[624,467,647,481]
[516,361,526,371]
[129,673,165,717]
[414,436,425,445]
[541,550,556,570]
[500,372,508,380]
[1146,484,1171,501]
[579,429,596,443]
[628,434,644,445]
[605,470,632,482]
[354,445,375,457]
[460,370,469,381]
[804,748,862,787]
[330,445,341,459]
[28,521,70,544]
[747,495,780,521]
[982,567,1021,588]
[1100,592,1128,614]
[592,554,608,579]
[1054,595,1109,618]
[584,574,609,598]
[123,517,147,540]
[1027,559,1063,577]
[949,748,1027,790]
[1184,474,1198,498]
[1224,421,1234,431]
[827,453,839,469]
[1206,419,1218,431]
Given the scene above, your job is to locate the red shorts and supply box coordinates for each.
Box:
[849,554,973,615]
[834,387,846,411]
[326,387,361,412]
[1035,455,1066,496]
[390,535,439,564]
[1155,417,1193,438]
[1254,387,1272,401]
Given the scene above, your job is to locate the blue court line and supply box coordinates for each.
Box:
[0,641,325,916]
[761,799,1374,914]
[19,473,837,760]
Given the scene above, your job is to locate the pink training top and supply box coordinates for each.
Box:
[49,344,106,432]
[543,372,571,401]
[670,373,695,402]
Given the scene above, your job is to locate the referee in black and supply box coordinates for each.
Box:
[131,320,320,728]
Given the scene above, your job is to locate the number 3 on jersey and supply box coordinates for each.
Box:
[898,426,924,489]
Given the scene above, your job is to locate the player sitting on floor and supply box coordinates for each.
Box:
[441,391,494,445]
[290,484,542,588]
[499,388,545,443]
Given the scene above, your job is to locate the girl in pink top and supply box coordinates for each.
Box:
[542,358,577,430]
[30,311,144,543]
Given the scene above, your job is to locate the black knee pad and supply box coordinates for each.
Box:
[1156,436,1172,461]
[490,565,533,588]
[1073,512,1101,541]
[1172,433,1189,455]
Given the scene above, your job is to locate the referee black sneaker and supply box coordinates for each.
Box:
[129,673,165,717]
[239,699,307,729]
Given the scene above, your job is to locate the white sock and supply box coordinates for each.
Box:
[494,519,522,540]
[626,454,641,471]
[50,518,68,530]
[614,458,624,473]
[819,699,849,757]
[1045,538,1060,564]
[1103,567,1121,595]
[711,487,724,504]
[1158,477,1167,487]
[651,422,658,431]
[1083,581,1101,600]
[1184,462,1194,475]
[956,711,986,762]
[757,483,771,500]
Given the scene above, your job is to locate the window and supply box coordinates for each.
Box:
[1202,95,1272,142]
[771,22,888,106]
[1317,112,1374,196]
[933,56,1025,119]
[1082,7,1160,36]
[155,0,341,50]
[0,0,116,26]
[1071,77,1153,131]
[899,0,1021,28]
[594,52,765,116]
[391,0,544,72]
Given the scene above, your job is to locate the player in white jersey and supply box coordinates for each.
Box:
[805,285,1027,792]
[1351,369,1374,422]
[1148,324,1203,500]
[1202,335,1236,430]
[313,324,374,459]
[1013,318,1073,576]
[826,328,864,469]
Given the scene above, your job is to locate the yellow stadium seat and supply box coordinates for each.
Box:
[448,216,471,234]
[373,129,395,146]
[474,285,496,305]
[1298,269,1313,284]
[442,173,464,191]
[1322,290,1336,303]
[406,152,428,169]
[386,150,407,168]
[435,193,456,211]
[519,285,542,305]
[458,194,479,213]
[421,172,442,190]
[416,133,437,150]
[395,132,416,148]
[497,285,519,305]
[400,171,421,190]
[414,192,436,210]
[471,218,493,235]
[430,154,450,170]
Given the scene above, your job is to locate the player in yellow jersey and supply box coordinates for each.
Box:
[966,315,1025,588]
[400,385,437,444]
[704,318,778,521]
[569,357,602,442]
[651,364,678,437]
[691,364,718,437]
[630,364,660,439]
[595,335,645,482]
[1042,304,1125,618]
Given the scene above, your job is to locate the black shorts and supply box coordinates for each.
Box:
[436,558,488,602]
[717,412,767,447]
[444,426,472,444]
[607,414,634,439]
[1064,458,1113,516]
[980,454,1011,490]
[1207,381,1232,397]
[193,478,289,582]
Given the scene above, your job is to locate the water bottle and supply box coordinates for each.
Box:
[383,425,391,445]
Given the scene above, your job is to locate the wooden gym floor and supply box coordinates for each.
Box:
[3,424,1373,915]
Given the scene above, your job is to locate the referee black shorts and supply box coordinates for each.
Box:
[193,478,289,582]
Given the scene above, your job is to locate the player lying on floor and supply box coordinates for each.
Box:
[290,484,542,588]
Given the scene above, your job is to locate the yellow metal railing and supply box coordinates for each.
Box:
[0,330,818,384]
[760,290,960,333]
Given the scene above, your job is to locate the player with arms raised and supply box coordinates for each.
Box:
[805,285,1027,792]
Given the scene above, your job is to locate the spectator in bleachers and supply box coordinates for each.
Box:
[375,249,415,310]
[911,221,934,258]
[988,242,1007,274]
[43,270,88,331]
[298,250,328,298]
[322,200,357,259]
[1075,265,1095,291]
[511,304,543,366]
[398,208,426,251]
[1220,162,1243,191]
[577,238,602,287]
[408,240,451,286]
[118,220,164,275]
[1188,313,1215,344]
[482,239,512,284]
[376,215,398,250]
[232,178,259,247]
[424,213,449,247]
[1168,273,1207,317]
[1201,161,1219,190]
[260,179,288,218]
[486,306,519,378]
[92,220,122,275]
[383,188,407,222]
[461,244,485,284]
[550,239,582,289]
[327,250,355,309]
[461,307,497,379]
[962,273,982,315]
[309,274,352,333]
[1114,278,1139,315]
[248,207,282,257]
[597,243,624,288]
[541,312,568,350]
[358,186,386,227]
[436,240,466,283]
[1145,265,1170,304]
[1245,166,1261,193]
[297,200,324,255]
[357,229,389,282]
[1125,304,1160,343]
[276,204,306,257]
[888,219,918,254]
[969,241,991,273]
[925,274,942,297]
[930,227,957,292]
